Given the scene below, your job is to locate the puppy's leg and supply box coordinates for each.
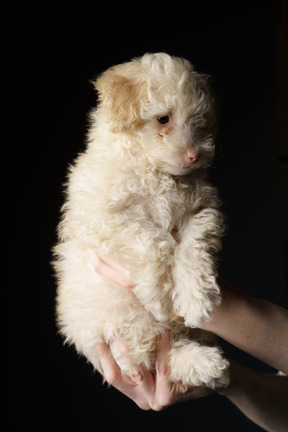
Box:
[114,226,176,322]
[105,317,164,380]
[172,210,224,327]
[169,338,230,389]
[132,258,174,322]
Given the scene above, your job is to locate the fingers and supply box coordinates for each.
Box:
[155,329,171,376]
[97,331,172,412]
[152,330,175,410]
[96,342,155,410]
[96,343,124,387]
[96,342,142,401]
[115,335,144,384]
[115,334,157,404]
[153,331,203,408]
[89,250,135,290]
[96,333,211,412]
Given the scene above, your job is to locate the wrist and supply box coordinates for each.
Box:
[216,360,242,398]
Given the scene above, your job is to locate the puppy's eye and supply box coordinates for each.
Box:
[157,115,170,125]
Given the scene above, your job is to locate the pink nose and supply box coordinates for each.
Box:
[186,149,200,164]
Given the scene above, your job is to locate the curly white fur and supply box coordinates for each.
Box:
[53,53,229,389]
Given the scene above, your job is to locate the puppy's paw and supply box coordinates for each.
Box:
[171,276,221,327]
[176,294,220,327]
[169,341,230,389]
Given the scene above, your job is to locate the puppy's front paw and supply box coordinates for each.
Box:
[171,277,221,327]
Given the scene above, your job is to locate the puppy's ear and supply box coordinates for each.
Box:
[93,62,147,132]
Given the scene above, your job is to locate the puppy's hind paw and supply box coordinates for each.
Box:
[169,341,230,389]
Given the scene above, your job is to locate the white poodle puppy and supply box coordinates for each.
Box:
[53,52,230,389]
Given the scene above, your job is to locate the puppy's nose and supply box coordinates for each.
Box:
[186,148,200,164]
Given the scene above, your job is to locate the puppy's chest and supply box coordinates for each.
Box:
[147,189,188,231]
[111,175,191,232]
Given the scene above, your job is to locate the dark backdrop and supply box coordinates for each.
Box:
[9,2,287,431]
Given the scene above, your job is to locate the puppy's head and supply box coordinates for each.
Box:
[93,53,217,175]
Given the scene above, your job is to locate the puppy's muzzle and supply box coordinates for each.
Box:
[186,148,201,164]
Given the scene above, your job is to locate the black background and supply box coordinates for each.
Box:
[8,2,287,431]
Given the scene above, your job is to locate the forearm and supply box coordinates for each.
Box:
[201,278,288,373]
[218,361,288,432]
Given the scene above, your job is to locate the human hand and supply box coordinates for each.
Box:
[91,252,213,409]
[89,250,135,290]
[96,330,212,411]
